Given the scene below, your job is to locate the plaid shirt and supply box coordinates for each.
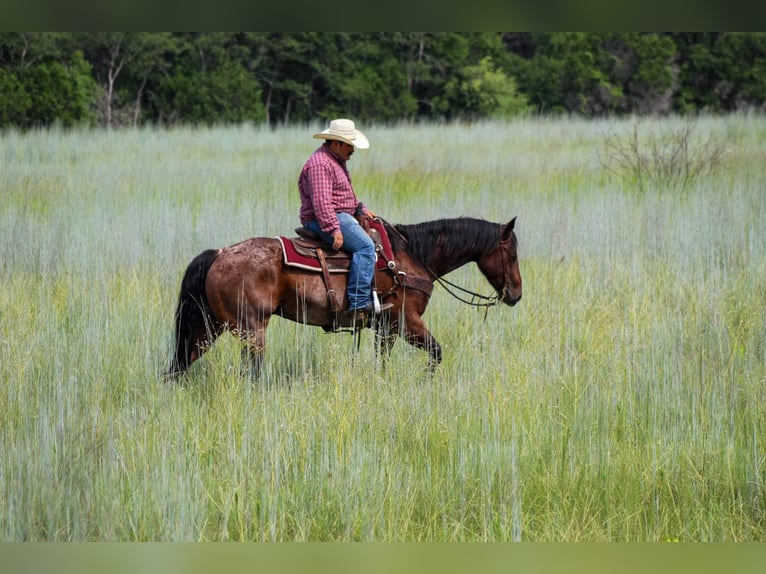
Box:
[298,145,365,235]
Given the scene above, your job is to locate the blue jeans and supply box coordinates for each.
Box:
[304,212,376,310]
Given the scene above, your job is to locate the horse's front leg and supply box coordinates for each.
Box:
[401,314,442,369]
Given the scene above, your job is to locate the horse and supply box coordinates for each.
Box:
[166,216,521,379]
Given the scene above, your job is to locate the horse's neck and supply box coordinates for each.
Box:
[421,232,484,278]
[427,251,480,278]
[396,218,496,278]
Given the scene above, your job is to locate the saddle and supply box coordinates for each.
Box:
[276,217,397,313]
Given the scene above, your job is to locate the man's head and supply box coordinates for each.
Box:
[314,118,369,149]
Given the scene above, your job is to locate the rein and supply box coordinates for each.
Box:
[430,273,500,308]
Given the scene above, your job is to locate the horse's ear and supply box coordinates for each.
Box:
[502,217,517,241]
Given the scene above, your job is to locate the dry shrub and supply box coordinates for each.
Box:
[598,120,731,192]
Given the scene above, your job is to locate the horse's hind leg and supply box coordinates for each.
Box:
[374,320,399,367]
[237,319,269,381]
[167,322,218,379]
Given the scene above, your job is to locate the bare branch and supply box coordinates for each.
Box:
[598,119,730,193]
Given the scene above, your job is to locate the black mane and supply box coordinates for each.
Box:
[388,217,502,265]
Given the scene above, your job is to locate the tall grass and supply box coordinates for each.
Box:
[1,116,764,540]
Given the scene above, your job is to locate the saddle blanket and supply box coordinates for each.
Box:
[277,218,395,273]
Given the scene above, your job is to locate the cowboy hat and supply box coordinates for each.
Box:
[313,118,369,149]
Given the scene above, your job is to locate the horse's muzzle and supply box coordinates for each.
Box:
[504,291,522,306]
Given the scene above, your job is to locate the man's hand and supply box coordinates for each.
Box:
[364,208,378,219]
[331,230,344,250]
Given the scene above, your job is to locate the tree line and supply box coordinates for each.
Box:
[1,32,765,129]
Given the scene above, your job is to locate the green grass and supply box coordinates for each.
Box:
[1,116,765,540]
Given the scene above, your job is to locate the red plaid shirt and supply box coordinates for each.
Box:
[298,145,365,235]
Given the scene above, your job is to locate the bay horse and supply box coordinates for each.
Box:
[166,216,521,379]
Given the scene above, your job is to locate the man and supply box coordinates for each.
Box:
[298,118,392,325]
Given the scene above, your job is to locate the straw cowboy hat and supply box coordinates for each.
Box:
[313,118,369,149]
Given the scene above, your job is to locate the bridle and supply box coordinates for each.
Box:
[426,230,514,310]
[381,218,515,311]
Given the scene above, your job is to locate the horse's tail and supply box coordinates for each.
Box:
[166,248,220,379]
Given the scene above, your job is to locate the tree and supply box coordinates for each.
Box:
[668,33,723,112]
[2,32,766,128]
[124,33,177,126]
[717,33,766,110]
[505,33,676,116]
[615,34,676,115]
[437,56,528,120]
[398,33,472,118]
[0,32,61,70]
[0,72,30,127]
[152,34,265,126]
[318,34,416,122]
[77,33,151,127]
[0,34,94,129]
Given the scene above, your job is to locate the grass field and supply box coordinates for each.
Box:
[1,115,764,541]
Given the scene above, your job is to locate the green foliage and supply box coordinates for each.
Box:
[718,33,766,107]
[672,33,730,113]
[158,61,266,126]
[437,56,529,119]
[617,33,676,114]
[0,71,30,127]
[671,32,766,113]
[1,33,766,128]
[0,51,95,129]
[332,63,418,123]
[506,33,677,116]
[68,51,98,124]
[322,38,418,122]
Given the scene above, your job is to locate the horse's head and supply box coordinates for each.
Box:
[478,217,522,306]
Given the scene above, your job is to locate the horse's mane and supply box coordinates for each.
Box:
[388,217,502,264]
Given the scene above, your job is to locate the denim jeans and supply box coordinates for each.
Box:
[304,212,376,310]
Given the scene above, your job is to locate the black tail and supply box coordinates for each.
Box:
[166,248,219,378]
